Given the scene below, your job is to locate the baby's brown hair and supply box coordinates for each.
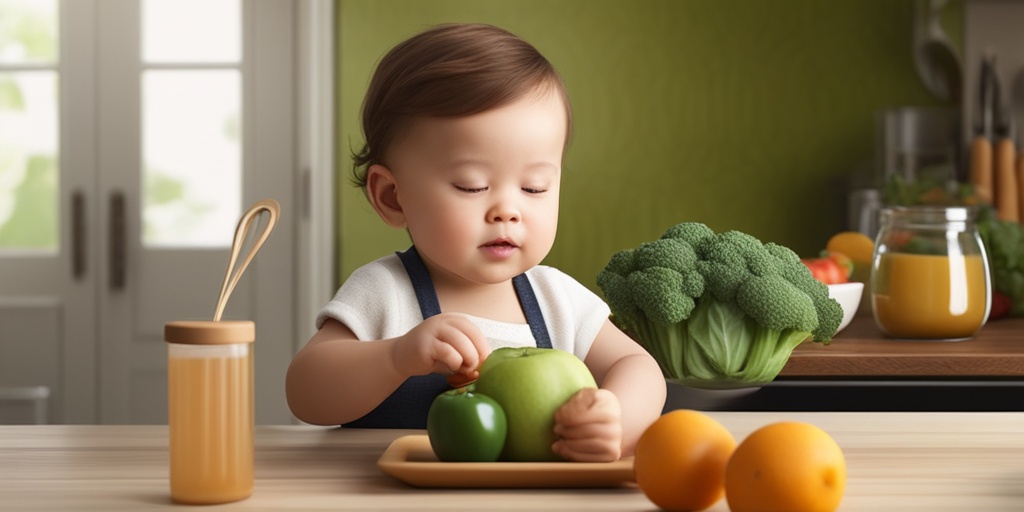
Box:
[352,23,571,189]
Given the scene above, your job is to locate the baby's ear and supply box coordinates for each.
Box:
[366,164,407,228]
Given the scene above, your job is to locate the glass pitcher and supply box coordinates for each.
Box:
[870,206,991,340]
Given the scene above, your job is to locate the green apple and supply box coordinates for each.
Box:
[426,388,507,462]
[472,347,597,462]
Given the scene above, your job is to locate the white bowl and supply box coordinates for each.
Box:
[828,282,864,333]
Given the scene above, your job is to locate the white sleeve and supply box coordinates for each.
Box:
[314,256,420,341]
[528,266,611,360]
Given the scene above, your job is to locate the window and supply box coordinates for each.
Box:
[0,0,59,251]
[140,0,241,247]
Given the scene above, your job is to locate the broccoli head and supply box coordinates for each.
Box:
[597,222,843,388]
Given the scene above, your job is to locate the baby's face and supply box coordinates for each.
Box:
[386,88,567,288]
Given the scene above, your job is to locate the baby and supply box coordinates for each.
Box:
[286,23,665,462]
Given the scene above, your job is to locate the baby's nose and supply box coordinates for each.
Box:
[487,202,520,223]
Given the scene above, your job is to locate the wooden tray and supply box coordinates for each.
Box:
[377,435,635,488]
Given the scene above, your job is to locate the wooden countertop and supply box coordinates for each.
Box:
[781,316,1024,378]
[3,413,1023,511]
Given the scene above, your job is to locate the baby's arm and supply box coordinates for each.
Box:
[285,313,490,425]
[552,319,665,461]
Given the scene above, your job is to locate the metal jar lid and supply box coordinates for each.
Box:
[164,320,255,345]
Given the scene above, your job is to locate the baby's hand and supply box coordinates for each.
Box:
[551,388,623,462]
[392,313,490,380]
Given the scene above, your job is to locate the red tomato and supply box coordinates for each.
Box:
[800,254,850,285]
[989,291,1012,321]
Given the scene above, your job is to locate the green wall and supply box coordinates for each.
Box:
[336,0,959,294]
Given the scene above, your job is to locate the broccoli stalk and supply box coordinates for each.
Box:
[626,296,814,388]
[598,222,843,388]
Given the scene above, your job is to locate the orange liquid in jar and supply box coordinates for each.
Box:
[872,252,988,339]
[168,343,253,504]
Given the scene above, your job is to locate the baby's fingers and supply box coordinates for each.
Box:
[554,388,620,426]
[553,420,621,442]
[427,337,468,375]
[552,388,623,462]
[436,314,489,372]
[419,314,489,375]
[552,435,621,462]
[446,314,491,368]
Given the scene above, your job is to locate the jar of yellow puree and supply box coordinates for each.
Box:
[871,206,991,340]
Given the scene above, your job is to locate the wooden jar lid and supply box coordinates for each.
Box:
[164,320,255,345]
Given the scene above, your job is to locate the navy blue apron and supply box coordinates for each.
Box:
[343,246,552,428]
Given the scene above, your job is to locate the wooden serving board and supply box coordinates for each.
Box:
[376,435,636,488]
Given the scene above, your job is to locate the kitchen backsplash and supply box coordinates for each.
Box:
[963,0,1024,144]
[335,0,958,293]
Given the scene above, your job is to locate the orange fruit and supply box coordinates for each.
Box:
[725,421,846,512]
[633,410,736,512]
[826,231,875,287]
[826,231,874,267]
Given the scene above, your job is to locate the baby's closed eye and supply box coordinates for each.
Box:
[453,184,488,193]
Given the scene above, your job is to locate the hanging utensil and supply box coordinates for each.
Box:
[213,199,281,322]
[1013,69,1024,223]
[970,54,996,204]
[992,60,1019,222]
[912,0,962,103]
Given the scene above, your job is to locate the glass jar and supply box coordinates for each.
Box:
[165,320,255,504]
[870,206,991,340]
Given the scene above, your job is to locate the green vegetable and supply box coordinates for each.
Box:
[882,169,976,207]
[977,206,1024,317]
[597,222,843,388]
[426,388,507,462]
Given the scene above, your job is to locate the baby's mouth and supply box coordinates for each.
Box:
[482,238,518,248]
[480,239,519,258]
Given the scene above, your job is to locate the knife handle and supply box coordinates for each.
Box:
[1017,152,1024,224]
[970,136,993,204]
[994,138,1018,222]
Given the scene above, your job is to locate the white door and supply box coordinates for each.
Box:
[0,0,299,424]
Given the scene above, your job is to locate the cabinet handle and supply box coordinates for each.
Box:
[71,190,86,280]
[109,191,126,290]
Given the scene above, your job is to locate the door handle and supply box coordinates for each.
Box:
[109,191,126,290]
[71,190,86,280]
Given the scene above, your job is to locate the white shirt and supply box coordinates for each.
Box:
[316,253,610,360]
